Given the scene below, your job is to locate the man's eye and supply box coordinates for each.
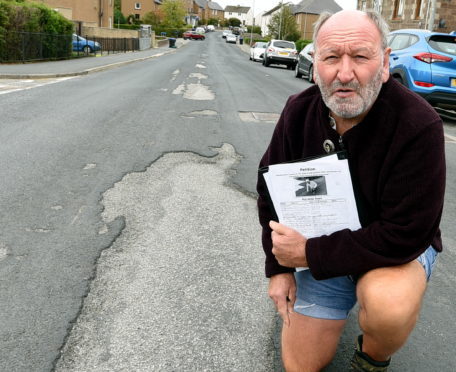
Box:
[356,55,368,59]
[324,56,337,61]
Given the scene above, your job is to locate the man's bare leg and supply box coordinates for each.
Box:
[282,312,346,372]
[356,260,427,362]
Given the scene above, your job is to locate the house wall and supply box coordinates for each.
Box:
[358,0,456,32]
[37,0,114,28]
[122,0,161,20]
[295,13,319,40]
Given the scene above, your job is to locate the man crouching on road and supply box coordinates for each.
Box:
[257,10,445,372]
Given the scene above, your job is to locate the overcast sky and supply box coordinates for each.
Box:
[216,0,357,16]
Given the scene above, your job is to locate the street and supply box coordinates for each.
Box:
[0,31,455,371]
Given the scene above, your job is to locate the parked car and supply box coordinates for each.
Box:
[388,29,456,107]
[222,30,232,39]
[72,34,101,54]
[295,43,314,82]
[263,39,298,69]
[195,27,206,34]
[249,41,268,61]
[183,31,205,40]
[226,33,237,44]
[207,25,215,32]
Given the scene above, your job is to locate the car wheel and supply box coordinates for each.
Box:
[295,64,303,78]
[308,65,314,83]
[393,75,404,85]
[83,45,92,55]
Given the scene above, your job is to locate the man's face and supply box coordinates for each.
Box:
[313,13,390,120]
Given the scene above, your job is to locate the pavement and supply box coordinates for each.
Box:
[0,39,189,79]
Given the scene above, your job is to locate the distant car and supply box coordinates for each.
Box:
[72,34,101,54]
[295,43,314,82]
[222,30,233,39]
[183,31,205,40]
[195,27,206,34]
[249,41,267,61]
[388,29,456,107]
[207,25,215,32]
[263,39,298,69]
[226,34,237,44]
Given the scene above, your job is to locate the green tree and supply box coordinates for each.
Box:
[267,5,299,41]
[114,8,126,25]
[227,17,241,27]
[143,11,162,28]
[207,18,218,26]
[162,0,186,28]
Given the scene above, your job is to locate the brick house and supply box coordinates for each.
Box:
[358,0,456,33]
[207,2,224,23]
[35,0,114,28]
[121,0,163,21]
[293,0,342,40]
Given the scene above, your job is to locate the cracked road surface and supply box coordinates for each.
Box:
[55,144,275,371]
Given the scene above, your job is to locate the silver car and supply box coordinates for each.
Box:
[295,43,314,82]
[263,39,298,69]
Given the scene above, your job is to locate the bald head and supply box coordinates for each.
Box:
[313,10,390,51]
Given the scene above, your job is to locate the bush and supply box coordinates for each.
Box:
[295,39,312,52]
[246,25,261,34]
[0,0,74,61]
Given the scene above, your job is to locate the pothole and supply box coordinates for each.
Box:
[238,111,280,123]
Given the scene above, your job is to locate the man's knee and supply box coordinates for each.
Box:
[357,263,426,332]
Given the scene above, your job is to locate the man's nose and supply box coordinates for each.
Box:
[337,56,355,83]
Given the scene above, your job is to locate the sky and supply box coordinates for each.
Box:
[216,0,357,16]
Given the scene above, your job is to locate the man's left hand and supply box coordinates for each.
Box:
[269,221,308,268]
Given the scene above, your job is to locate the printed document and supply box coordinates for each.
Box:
[262,154,361,270]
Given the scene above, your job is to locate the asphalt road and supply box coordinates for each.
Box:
[1,32,455,371]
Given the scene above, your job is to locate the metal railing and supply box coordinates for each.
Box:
[0,31,142,63]
[0,31,72,62]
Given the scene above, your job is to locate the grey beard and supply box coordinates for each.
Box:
[315,67,384,119]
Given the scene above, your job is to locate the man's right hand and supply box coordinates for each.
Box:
[268,273,296,327]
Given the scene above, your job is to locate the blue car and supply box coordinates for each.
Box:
[72,34,101,54]
[388,29,456,107]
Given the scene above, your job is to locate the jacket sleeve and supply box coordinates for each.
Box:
[306,120,446,280]
[257,101,296,278]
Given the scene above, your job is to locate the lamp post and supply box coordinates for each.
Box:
[249,0,255,46]
[278,0,283,40]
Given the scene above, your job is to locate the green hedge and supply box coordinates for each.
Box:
[0,0,74,61]
[295,39,312,52]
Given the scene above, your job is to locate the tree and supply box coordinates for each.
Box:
[114,8,126,25]
[143,10,163,28]
[162,0,186,29]
[267,5,299,41]
[227,17,241,27]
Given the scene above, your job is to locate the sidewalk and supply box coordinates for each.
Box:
[0,39,188,79]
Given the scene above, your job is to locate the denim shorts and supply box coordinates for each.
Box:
[293,246,438,320]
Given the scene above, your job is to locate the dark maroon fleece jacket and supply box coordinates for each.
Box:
[257,77,446,280]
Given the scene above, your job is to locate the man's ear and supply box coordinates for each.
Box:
[382,47,391,82]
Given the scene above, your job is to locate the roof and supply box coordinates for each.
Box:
[224,5,251,13]
[194,0,207,9]
[208,1,224,11]
[263,2,293,16]
[293,0,342,15]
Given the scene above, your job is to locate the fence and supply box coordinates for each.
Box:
[0,31,143,63]
[0,31,72,63]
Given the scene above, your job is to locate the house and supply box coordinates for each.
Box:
[35,0,114,28]
[293,0,342,40]
[208,1,225,23]
[259,2,293,37]
[358,0,456,32]
[121,0,163,22]
[224,5,253,26]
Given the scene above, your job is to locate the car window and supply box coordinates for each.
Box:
[273,41,295,49]
[389,34,417,51]
[428,35,456,56]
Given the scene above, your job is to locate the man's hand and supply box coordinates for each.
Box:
[269,273,296,327]
[270,221,308,268]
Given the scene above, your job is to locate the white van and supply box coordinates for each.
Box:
[195,27,205,34]
[207,25,215,32]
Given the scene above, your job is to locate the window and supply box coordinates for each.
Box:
[135,13,140,19]
[414,0,424,19]
[388,34,418,50]
[393,0,404,19]
[374,0,382,13]
[135,3,141,10]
